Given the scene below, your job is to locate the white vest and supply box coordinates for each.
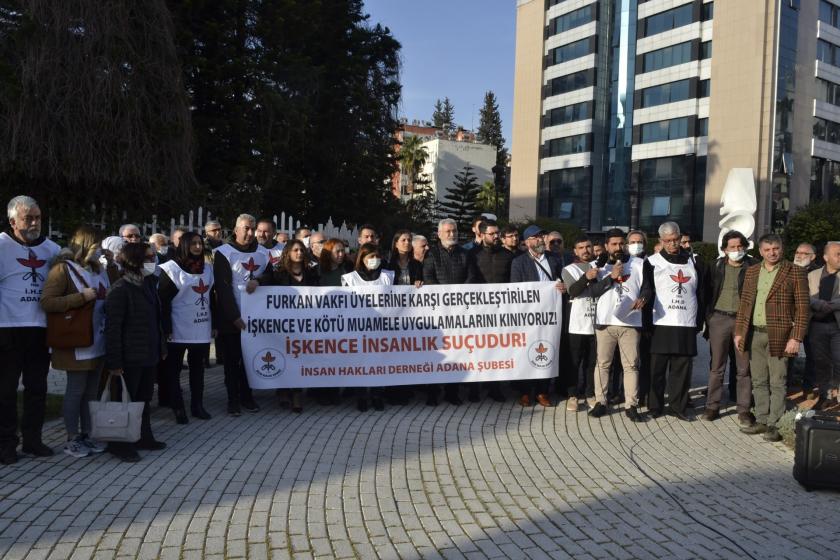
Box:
[341,269,394,286]
[214,244,270,311]
[159,260,214,344]
[595,256,644,328]
[564,262,597,335]
[0,232,60,328]
[648,252,698,327]
[65,261,110,360]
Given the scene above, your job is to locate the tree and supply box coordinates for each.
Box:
[0,0,195,218]
[403,172,438,233]
[477,90,507,167]
[432,97,455,134]
[784,200,840,258]
[475,180,504,214]
[398,135,428,195]
[439,166,480,233]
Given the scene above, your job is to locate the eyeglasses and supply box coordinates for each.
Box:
[503,234,518,239]
[549,240,563,245]
[123,233,141,240]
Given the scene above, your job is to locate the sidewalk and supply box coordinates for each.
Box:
[2,352,839,559]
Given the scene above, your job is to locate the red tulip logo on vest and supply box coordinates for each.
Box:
[17,250,46,285]
[614,273,631,297]
[192,278,210,308]
[242,257,259,280]
[670,269,692,295]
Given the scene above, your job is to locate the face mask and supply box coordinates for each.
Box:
[727,250,745,262]
[365,257,381,271]
[301,237,310,248]
[627,243,644,257]
[141,262,157,276]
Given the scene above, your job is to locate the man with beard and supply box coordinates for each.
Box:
[214,214,271,416]
[256,217,283,271]
[500,225,521,258]
[423,218,477,406]
[589,229,646,421]
[204,220,224,250]
[0,196,61,464]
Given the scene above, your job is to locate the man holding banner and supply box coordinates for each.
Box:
[214,214,271,416]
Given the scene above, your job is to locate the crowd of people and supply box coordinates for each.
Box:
[1,194,837,465]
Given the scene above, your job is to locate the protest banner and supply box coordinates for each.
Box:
[240,282,562,389]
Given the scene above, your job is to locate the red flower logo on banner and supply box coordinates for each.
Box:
[670,269,692,295]
[17,250,46,284]
[260,351,277,372]
[192,278,210,307]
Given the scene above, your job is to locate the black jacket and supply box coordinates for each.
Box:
[260,266,320,287]
[475,244,513,283]
[422,243,477,285]
[388,257,423,285]
[510,251,564,283]
[705,255,757,318]
[105,276,166,370]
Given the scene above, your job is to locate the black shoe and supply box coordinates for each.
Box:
[0,446,19,465]
[609,395,625,405]
[357,398,369,412]
[174,409,189,425]
[649,409,664,419]
[241,400,260,413]
[227,403,241,417]
[468,386,480,403]
[588,402,607,418]
[667,409,691,422]
[136,439,166,451]
[625,406,644,422]
[763,426,782,442]
[21,441,54,457]
[701,408,719,422]
[191,406,211,420]
[446,395,463,406]
[488,389,506,402]
[426,394,438,406]
[740,423,767,435]
[372,397,384,411]
[109,447,141,462]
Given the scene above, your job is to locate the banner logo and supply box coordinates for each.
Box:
[527,340,554,369]
[252,348,285,379]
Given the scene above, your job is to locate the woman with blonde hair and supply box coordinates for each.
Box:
[41,225,110,459]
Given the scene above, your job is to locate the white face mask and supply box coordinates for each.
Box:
[301,237,310,248]
[627,243,644,257]
[141,262,157,276]
[727,250,745,262]
[365,257,381,271]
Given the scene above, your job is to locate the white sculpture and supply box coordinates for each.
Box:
[718,168,757,255]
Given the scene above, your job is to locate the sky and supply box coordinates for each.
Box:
[362,0,516,148]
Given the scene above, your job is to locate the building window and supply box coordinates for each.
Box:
[638,156,696,232]
[539,167,591,228]
[550,38,592,65]
[642,41,692,72]
[547,133,589,156]
[817,78,840,106]
[820,0,839,28]
[640,79,691,108]
[547,0,569,7]
[697,118,709,136]
[814,117,840,145]
[698,79,710,98]
[817,39,840,67]
[640,117,690,143]
[700,41,712,59]
[702,2,714,21]
[548,5,594,36]
[547,101,592,126]
[547,69,594,96]
[642,4,693,38]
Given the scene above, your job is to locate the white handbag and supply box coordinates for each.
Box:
[88,374,144,442]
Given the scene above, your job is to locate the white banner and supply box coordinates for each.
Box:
[241,282,562,389]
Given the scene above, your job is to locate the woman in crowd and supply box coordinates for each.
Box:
[159,231,214,423]
[387,229,423,287]
[104,242,167,462]
[41,226,110,459]
[342,243,394,412]
[318,238,352,287]
[252,239,318,412]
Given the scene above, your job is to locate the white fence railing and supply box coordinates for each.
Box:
[48,206,361,249]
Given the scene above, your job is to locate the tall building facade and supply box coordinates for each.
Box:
[511,0,832,242]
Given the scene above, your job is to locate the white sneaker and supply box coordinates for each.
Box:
[566,397,578,412]
[80,436,105,454]
[586,397,597,409]
[63,439,90,458]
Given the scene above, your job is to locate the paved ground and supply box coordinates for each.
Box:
[2,346,840,560]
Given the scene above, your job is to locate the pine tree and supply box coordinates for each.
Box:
[404,172,438,233]
[432,99,445,128]
[439,166,480,233]
[431,97,455,134]
[477,90,507,166]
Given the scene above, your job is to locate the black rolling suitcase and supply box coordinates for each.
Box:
[793,413,840,491]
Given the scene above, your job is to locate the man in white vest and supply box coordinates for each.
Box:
[0,196,60,464]
[561,235,599,412]
[214,214,270,416]
[589,229,647,422]
[644,221,705,421]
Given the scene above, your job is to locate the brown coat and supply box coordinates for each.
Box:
[734,260,809,357]
[40,257,104,371]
